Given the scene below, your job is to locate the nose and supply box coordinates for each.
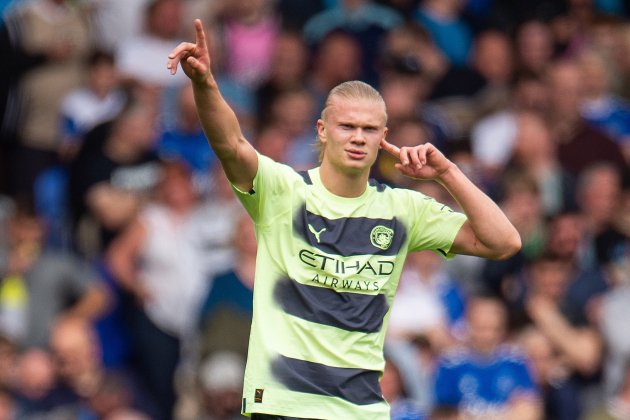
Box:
[351,129,366,144]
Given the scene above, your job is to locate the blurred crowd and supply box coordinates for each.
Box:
[1,0,630,419]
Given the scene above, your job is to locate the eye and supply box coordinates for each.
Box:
[340,124,353,129]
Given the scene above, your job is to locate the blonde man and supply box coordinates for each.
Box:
[167,20,521,420]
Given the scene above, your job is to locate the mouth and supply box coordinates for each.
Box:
[346,148,367,160]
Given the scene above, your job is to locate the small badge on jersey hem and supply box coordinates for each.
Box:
[255,388,264,403]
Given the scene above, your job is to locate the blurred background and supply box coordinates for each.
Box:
[1,0,630,419]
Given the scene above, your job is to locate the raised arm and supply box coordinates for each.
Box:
[166,19,257,192]
[380,140,521,260]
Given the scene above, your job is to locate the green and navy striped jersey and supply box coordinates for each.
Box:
[234,154,467,419]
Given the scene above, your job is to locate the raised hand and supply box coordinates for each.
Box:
[380,139,454,181]
[166,19,211,84]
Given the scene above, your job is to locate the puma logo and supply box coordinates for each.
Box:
[308,224,326,243]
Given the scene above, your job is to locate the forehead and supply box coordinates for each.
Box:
[326,96,387,125]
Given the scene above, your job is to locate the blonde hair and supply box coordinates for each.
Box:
[316,80,387,162]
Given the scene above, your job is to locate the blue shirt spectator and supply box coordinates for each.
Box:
[434,344,538,415]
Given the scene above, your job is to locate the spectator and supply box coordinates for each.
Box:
[157,83,217,194]
[387,250,465,349]
[471,71,548,183]
[544,58,627,177]
[577,47,630,162]
[7,0,92,199]
[575,162,627,269]
[413,0,473,67]
[502,110,576,217]
[303,0,403,84]
[59,50,126,161]
[433,296,541,419]
[469,29,516,116]
[496,172,547,260]
[585,359,630,420]
[518,326,582,420]
[307,30,363,110]
[255,31,310,127]
[48,316,158,418]
[514,19,556,77]
[0,208,109,348]
[598,246,630,398]
[197,351,246,420]
[12,348,74,417]
[514,253,604,416]
[116,0,187,89]
[193,167,244,285]
[381,357,426,420]
[214,0,280,89]
[107,160,211,420]
[198,213,255,361]
[68,93,161,258]
[90,0,151,51]
[266,88,318,169]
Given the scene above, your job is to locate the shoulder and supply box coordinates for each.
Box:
[256,154,310,187]
[494,344,530,365]
[438,346,473,367]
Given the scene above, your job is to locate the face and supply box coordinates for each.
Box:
[51,320,99,381]
[467,299,507,353]
[530,259,571,300]
[159,163,196,209]
[317,96,387,176]
[546,62,584,119]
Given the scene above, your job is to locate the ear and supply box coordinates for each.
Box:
[379,126,388,148]
[316,119,327,144]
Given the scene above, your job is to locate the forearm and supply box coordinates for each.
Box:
[67,284,111,319]
[534,310,601,374]
[191,76,257,189]
[505,397,542,420]
[438,164,521,259]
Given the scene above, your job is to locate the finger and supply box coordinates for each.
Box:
[408,147,423,168]
[194,18,208,50]
[394,163,415,177]
[380,138,400,159]
[167,42,196,74]
[186,56,206,74]
[168,41,196,61]
[416,144,428,165]
[400,147,412,166]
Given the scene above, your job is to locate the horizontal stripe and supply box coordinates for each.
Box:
[293,205,406,257]
[274,278,388,333]
[271,355,383,406]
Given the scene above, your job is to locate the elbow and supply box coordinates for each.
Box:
[493,231,522,260]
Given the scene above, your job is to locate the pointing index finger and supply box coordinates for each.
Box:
[194,18,207,49]
[380,138,401,160]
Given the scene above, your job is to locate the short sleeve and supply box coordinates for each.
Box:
[231,153,298,225]
[433,361,461,406]
[406,192,467,258]
[511,358,538,395]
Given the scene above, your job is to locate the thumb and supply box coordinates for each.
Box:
[380,138,400,159]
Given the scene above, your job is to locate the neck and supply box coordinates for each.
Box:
[104,136,140,163]
[319,160,369,198]
[471,342,497,356]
